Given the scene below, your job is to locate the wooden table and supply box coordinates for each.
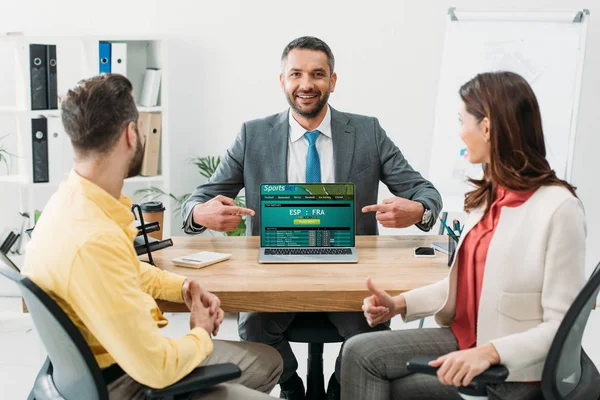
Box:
[152,235,450,313]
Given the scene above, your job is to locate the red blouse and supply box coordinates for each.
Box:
[451,186,535,350]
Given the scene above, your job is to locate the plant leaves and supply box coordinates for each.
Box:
[133,154,246,234]
[224,218,246,236]
[190,155,222,179]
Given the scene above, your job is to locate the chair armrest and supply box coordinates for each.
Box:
[407,356,509,383]
[142,363,241,399]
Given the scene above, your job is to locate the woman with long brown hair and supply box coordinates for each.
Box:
[340,72,587,399]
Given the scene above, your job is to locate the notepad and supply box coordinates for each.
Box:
[172,251,232,269]
[431,242,450,255]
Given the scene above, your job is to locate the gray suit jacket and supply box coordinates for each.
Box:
[182,107,442,236]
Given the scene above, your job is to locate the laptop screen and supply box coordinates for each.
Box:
[260,183,355,248]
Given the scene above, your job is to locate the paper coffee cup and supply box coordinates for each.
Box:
[140,201,165,240]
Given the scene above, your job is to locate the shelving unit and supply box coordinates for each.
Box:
[0,34,171,243]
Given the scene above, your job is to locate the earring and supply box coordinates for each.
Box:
[484,137,489,143]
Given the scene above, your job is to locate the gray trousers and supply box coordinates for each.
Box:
[341,328,543,400]
[238,312,390,382]
[108,340,282,399]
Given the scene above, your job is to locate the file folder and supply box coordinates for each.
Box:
[139,112,162,176]
[46,45,58,109]
[30,44,48,110]
[31,117,49,183]
[431,242,450,255]
[99,42,111,74]
[111,42,127,76]
[47,116,66,184]
[139,69,161,107]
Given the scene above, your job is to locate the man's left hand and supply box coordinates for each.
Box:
[429,344,501,387]
[362,197,424,228]
[182,280,224,336]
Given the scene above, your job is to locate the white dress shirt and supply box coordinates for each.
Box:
[287,106,334,183]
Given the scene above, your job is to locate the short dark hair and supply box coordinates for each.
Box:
[281,36,335,74]
[61,74,138,156]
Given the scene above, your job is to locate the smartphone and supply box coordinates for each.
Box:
[413,246,436,258]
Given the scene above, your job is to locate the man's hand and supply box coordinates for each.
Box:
[362,197,424,228]
[192,195,255,232]
[429,344,501,387]
[189,300,218,335]
[182,280,221,315]
[362,277,404,327]
[182,279,196,311]
[183,280,225,336]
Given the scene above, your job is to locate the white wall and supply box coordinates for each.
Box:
[1,0,599,364]
[1,0,598,247]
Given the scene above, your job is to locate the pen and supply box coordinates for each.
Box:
[453,219,462,235]
[439,217,459,243]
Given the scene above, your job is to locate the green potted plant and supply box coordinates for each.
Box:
[135,156,246,236]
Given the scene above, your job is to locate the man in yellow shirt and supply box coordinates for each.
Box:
[22,74,282,399]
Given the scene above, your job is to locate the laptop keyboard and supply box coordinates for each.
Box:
[264,248,353,256]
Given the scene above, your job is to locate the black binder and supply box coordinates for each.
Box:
[46,45,58,109]
[31,117,49,183]
[30,44,48,110]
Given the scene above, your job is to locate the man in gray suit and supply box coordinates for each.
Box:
[182,37,442,400]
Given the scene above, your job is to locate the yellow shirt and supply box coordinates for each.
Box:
[22,171,213,389]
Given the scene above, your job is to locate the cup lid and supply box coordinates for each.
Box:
[140,201,165,212]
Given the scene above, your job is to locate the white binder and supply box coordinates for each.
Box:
[139,69,161,107]
[46,116,69,184]
[111,43,127,76]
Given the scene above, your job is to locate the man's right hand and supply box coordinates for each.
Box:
[189,299,218,335]
[192,195,255,232]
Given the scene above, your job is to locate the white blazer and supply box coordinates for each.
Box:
[403,185,586,382]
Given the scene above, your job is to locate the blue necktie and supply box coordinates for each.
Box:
[304,130,321,183]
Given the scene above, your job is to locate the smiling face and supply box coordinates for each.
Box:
[280,49,337,121]
[458,101,491,164]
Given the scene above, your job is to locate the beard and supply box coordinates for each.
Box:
[286,89,330,119]
[126,126,145,178]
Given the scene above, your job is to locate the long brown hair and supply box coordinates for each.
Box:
[460,72,576,214]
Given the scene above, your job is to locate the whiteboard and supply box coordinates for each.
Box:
[428,9,590,212]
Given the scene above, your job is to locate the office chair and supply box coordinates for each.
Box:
[285,313,344,400]
[407,261,600,399]
[0,254,240,400]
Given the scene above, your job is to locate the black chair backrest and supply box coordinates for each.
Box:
[0,253,107,400]
[542,262,600,399]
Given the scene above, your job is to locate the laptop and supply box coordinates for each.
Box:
[258,183,358,263]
